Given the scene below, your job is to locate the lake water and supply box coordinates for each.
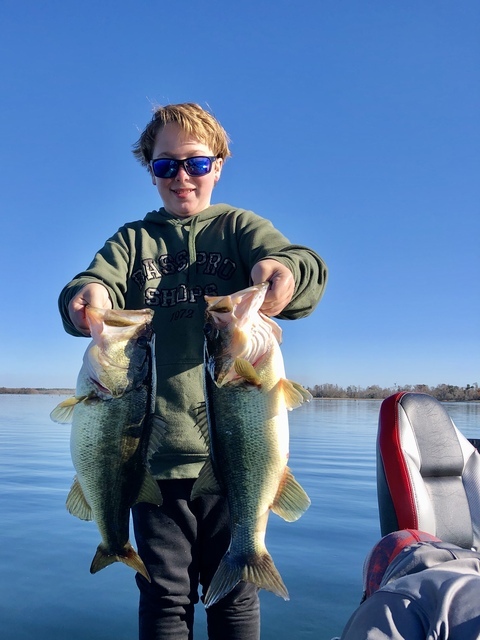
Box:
[0,395,478,640]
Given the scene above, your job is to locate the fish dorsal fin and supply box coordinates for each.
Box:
[136,471,163,506]
[147,416,168,462]
[234,358,262,386]
[278,379,312,410]
[192,402,210,447]
[271,467,311,522]
[66,475,93,521]
[191,457,223,500]
[50,396,87,424]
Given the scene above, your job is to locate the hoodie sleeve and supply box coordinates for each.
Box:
[233,209,328,320]
[58,226,131,337]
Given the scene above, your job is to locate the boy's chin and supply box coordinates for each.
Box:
[165,201,211,218]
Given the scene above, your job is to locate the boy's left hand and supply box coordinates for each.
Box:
[251,259,295,316]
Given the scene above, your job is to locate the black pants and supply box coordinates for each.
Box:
[132,479,260,640]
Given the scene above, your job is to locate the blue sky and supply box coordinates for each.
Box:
[0,0,478,389]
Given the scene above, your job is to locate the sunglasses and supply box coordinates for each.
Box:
[150,156,217,179]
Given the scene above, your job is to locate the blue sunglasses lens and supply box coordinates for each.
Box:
[185,157,213,176]
[151,159,178,178]
[151,156,214,179]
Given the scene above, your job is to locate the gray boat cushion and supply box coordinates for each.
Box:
[377,392,480,550]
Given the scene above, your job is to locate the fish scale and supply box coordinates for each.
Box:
[71,393,146,551]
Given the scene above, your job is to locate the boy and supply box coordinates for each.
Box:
[58,102,327,640]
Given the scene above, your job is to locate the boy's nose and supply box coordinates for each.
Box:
[175,166,189,180]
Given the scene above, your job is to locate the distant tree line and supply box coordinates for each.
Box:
[2,384,479,402]
[308,383,480,402]
[0,387,74,395]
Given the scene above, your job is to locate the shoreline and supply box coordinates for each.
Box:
[0,388,478,403]
[0,388,75,395]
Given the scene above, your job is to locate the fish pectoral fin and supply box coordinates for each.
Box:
[66,475,93,521]
[135,471,163,506]
[234,358,262,386]
[279,379,312,410]
[191,457,223,500]
[50,395,87,424]
[271,467,311,522]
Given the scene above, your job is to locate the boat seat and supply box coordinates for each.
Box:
[376,392,480,549]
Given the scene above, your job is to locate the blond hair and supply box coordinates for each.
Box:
[132,103,231,167]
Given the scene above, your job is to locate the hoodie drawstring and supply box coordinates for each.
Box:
[187,215,198,284]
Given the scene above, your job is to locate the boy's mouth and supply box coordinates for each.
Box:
[172,188,194,197]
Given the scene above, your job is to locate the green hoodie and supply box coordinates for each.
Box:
[58,203,327,479]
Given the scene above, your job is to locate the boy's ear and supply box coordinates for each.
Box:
[148,165,156,186]
[214,157,223,184]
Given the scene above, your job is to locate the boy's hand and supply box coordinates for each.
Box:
[251,259,295,316]
[68,283,112,336]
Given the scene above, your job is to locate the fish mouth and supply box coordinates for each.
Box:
[90,378,119,398]
[86,306,154,328]
[203,283,272,386]
[82,307,154,399]
[206,283,269,321]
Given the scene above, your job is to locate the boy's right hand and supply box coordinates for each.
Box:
[68,283,112,336]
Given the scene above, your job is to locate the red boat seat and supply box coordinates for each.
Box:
[377,392,480,549]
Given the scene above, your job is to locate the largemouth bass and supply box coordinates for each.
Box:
[191,282,311,607]
[51,306,162,582]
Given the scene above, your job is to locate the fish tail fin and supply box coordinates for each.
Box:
[90,542,151,583]
[204,552,289,608]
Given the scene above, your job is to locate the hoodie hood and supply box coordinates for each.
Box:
[143,204,234,283]
[380,540,480,590]
[143,203,232,226]
[362,530,441,599]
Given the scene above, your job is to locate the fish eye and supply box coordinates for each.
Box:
[204,322,213,336]
[137,336,149,348]
[204,322,220,344]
